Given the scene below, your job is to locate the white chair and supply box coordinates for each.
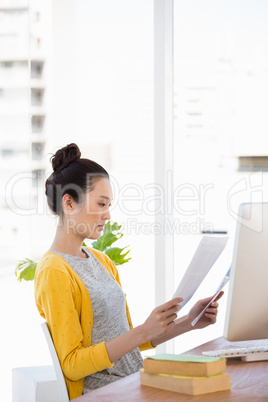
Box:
[12,365,60,402]
[41,322,69,402]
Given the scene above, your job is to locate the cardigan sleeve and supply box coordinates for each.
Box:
[35,264,114,382]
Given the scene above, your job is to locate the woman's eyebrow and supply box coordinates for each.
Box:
[99,195,110,201]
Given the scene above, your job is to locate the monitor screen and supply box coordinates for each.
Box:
[224,202,268,341]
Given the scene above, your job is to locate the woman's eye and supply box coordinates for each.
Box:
[99,203,106,207]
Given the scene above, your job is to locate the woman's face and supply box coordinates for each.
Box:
[64,177,113,240]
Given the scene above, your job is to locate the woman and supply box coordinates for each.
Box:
[34,143,223,400]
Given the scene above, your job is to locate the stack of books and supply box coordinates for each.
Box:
[140,353,231,396]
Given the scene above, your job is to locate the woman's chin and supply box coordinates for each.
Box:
[86,231,102,240]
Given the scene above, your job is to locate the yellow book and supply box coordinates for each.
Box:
[140,370,231,396]
[143,354,226,377]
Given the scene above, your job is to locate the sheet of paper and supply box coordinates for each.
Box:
[173,236,228,310]
[191,268,231,327]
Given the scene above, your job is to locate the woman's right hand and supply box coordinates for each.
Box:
[106,297,183,363]
[141,297,183,342]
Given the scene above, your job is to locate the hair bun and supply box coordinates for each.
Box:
[51,143,81,173]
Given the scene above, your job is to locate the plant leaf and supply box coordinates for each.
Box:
[15,259,37,282]
[105,247,131,266]
[92,221,123,251]
[15,221,131,283]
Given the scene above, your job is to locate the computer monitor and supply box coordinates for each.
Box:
[224,202,268,341]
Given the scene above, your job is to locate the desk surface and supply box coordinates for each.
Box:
[73,337,268,401]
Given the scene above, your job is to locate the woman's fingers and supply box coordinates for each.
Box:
[157,297,183,313]
[164,311,178,324]
[205,306,218,316]
[143,297,185,340]
[155,298,183,328]
[205,315,217,323]
[204,300,220,323]
[204,309,217,322]
[213,291,224,302]
[200,291,224,308]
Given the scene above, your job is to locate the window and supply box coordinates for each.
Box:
[31,142,44,160]
[173,0,268,353]
[32,169,44,187]
[31,88,44,106]
[31,61,44,79]
[31,115,45,133]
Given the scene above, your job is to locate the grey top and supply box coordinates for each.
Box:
[53,247,143,392]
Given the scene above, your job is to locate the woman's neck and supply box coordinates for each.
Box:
[49,224,87,258]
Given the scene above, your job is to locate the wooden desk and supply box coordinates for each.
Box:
[73,337,268,401]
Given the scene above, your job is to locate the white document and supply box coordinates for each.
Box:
[173,236,229,310]
[191,267,231,327]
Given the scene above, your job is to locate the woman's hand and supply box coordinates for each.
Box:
[187,291,224,330]
[141,297,183,342]
[106,297,183,363]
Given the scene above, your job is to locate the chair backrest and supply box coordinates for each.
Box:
[41,322,69,402]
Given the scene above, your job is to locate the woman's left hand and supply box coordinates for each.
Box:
[187,291,224,330]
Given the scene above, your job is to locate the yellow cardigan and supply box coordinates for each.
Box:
[34,248,153,400]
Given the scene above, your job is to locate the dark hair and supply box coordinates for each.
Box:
[45,143,109,215]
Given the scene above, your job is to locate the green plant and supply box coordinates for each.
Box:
[91,221,131,265]
[15,258,38,282]
[15,221,131,282]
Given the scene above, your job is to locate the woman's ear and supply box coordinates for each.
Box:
[62,193,75,213]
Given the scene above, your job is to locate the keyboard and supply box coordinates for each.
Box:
[202,346,268,362]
